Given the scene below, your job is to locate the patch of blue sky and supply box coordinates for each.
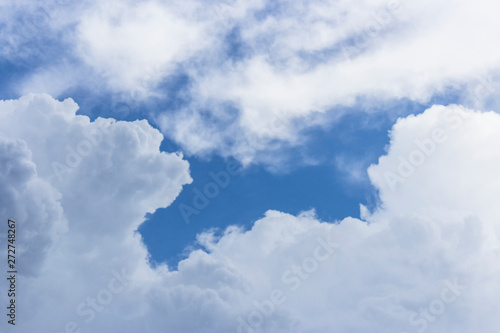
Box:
[224,26,252,63]
[0,59,30,99]
[252,0,289,22]
[137,85,467,269]
[138,108,389,268]
[64,70,193,123]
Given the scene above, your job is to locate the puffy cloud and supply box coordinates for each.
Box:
[1,97,499,332]
[368,104,500,220]
[0,94,192,331]
[157,104,499,333]
[0,138,66,277]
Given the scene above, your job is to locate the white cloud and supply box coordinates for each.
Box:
[0,94,191,330]
[76,0,209,94]
[3,0,499,166]
[149,0,500,164]
[0,138,66,277]
[1,97,499,332]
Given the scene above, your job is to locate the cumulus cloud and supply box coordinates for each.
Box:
[0,94,192,331]
[0,138,66,277]
[1,96,499,332]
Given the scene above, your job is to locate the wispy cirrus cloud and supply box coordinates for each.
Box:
[3,0,500,168]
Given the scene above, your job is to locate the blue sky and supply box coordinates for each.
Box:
[141,128,384,267]
[1,1,500,332]
[139,99,439,267]
[47,70,458,269]
[52,83,458,270]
